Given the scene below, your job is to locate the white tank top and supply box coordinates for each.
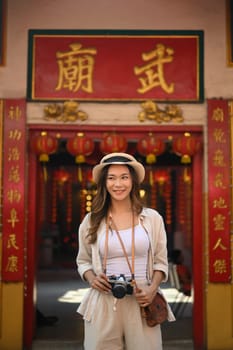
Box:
[99,223,149,279]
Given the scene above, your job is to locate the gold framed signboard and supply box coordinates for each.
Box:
[27,29,204,102]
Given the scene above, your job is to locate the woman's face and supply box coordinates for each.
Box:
[106,164,133,202]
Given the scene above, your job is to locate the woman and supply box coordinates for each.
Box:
[77,152,175,350]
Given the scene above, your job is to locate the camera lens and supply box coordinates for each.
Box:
[112,284,127,299]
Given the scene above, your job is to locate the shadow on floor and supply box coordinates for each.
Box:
[33,268,193,349]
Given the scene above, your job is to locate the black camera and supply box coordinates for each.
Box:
[108,274,134,299]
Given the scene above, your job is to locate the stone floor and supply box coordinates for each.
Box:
[31,268,194,350]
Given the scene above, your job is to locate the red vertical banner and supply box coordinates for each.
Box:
[207,99,231,282]
[2,99,26,281]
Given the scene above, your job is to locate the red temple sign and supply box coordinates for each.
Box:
[27,30,204,102]
[207,99,231,283]
[2,99,26,281]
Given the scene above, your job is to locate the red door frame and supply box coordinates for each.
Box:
[24,146,39,349]
[24,124,204,348]
[192,149,205,349]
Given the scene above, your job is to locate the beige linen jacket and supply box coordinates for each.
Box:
[76,207,175,322]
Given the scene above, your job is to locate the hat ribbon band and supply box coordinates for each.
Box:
[103,156,132,164]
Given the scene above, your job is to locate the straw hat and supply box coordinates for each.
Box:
[92,152,145,184]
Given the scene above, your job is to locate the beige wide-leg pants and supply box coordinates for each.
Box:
[84,292,163,350]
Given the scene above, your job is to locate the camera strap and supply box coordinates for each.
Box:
[103,213,138,289]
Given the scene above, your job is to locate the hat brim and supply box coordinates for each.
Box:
[92,160,145,184]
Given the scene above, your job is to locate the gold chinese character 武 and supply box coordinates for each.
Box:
[212,107,224,123]
[213,259,227,274]
[5,255,18,272]
[134,43,174,94]
[7,233,19,250]
[56,43,97,93]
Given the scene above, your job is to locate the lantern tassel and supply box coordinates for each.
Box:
[42,164,48,182]
[183,167,191,183]
[78,166,83,182]
[149,169,154,186]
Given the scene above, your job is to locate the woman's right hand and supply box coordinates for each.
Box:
[89,272,112,293]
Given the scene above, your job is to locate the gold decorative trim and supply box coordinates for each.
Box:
[43,101,88,122]
[137,100,184,123]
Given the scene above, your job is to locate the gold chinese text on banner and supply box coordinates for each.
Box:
[2,99,26,281]
[207,99,231,283]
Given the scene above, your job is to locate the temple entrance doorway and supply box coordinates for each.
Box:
[24,125,203,348]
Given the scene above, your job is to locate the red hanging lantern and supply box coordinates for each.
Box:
[154,169,169,185]
[32,131,58,162]
[100,133,127,154]
[137,134,165,164]
[66,133,94,182]
[66,133,94,164]
[54,168,70,184]
[32,131,58,181]
[173,133,201,164]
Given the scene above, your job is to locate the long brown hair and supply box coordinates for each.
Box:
[87,164,144,243]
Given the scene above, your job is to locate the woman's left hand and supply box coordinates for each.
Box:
[134,285,157,307]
